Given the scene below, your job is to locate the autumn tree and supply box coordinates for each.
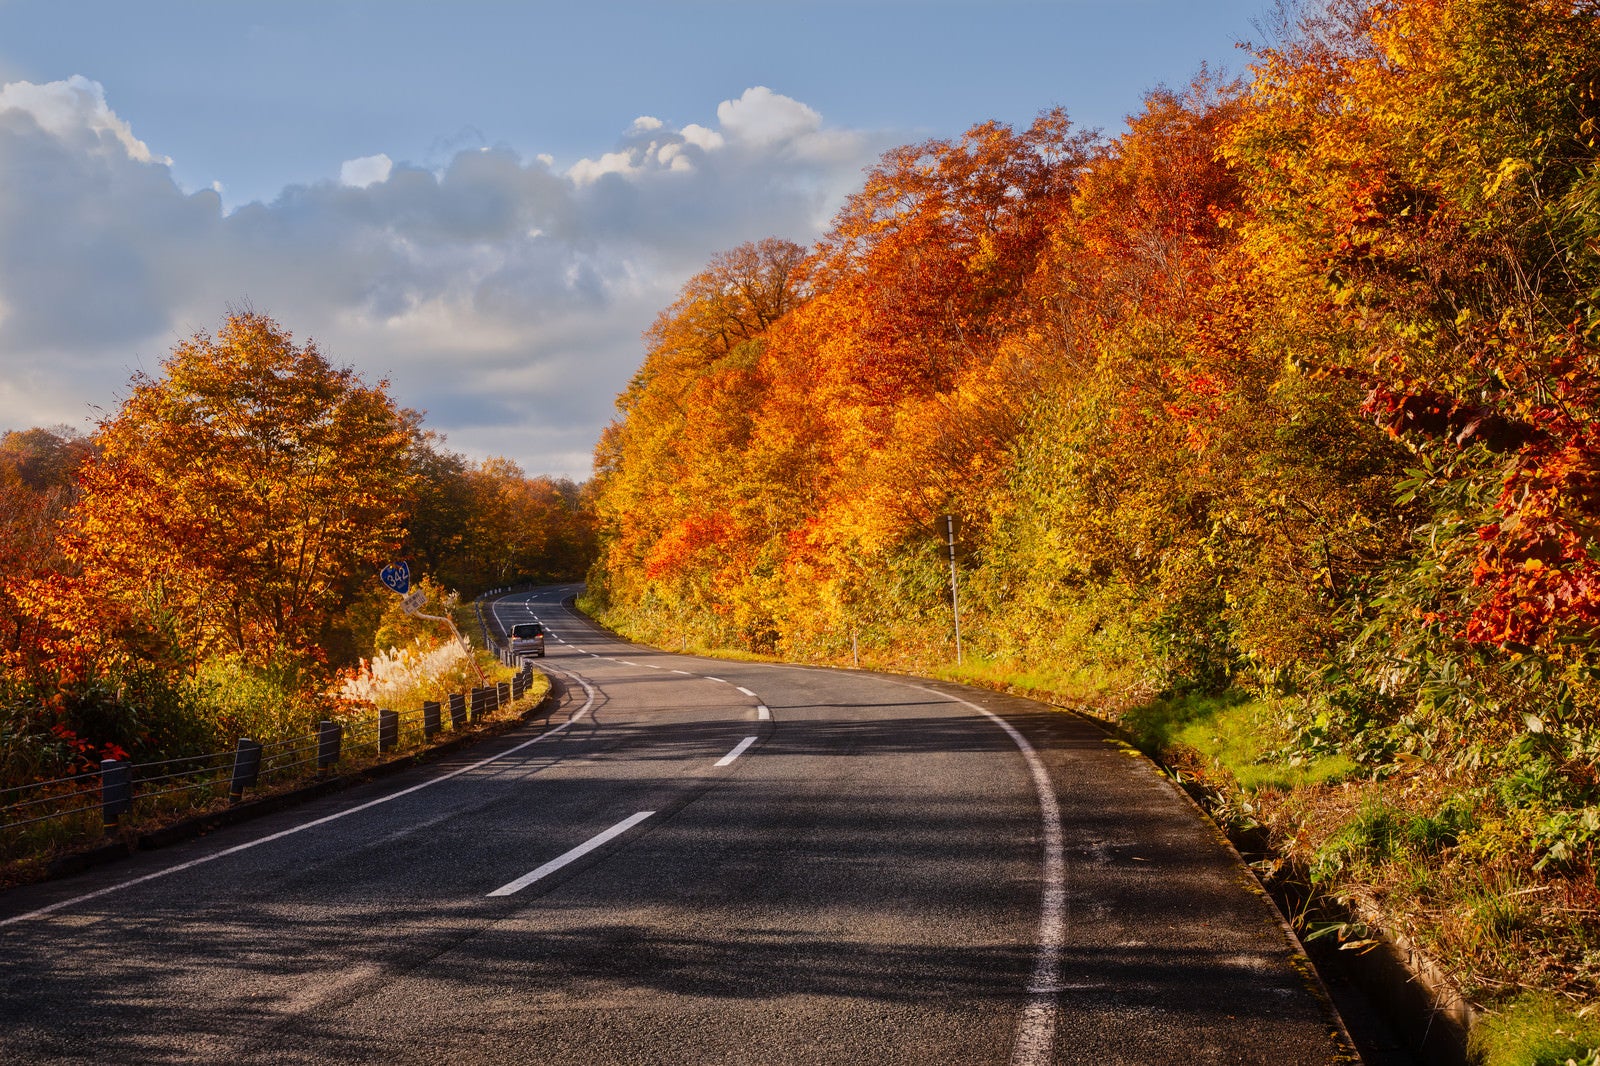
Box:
[0,427,100,779]
[0,426,93,666]
[55,311,418,688]
[445,457,594,593]
[588,238,809,649]
[1219,0,1600,749]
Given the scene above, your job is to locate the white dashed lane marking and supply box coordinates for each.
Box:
[487,811,656,897]
[714,737,758,767]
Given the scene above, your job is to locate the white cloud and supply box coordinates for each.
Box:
[679,123,725,152]
[656,142,693,172]
[0,78,896,479]
[717,86,821,147]
[566,149,642,186]
[630,115,663,133]
[0,75,168,164]
[339,152,393,187]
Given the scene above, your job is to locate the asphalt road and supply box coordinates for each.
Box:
[0,586,1356,1064]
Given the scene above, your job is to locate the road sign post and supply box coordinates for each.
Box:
[377,562,486,684]
[945,514,963,667]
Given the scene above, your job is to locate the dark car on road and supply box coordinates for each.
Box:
[509,622,546,659]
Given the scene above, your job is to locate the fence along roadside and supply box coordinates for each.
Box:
[0,661,541,859]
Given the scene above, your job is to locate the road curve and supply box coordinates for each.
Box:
[0,585,1355,1064]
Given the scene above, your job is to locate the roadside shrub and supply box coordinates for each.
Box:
[188,655,325,746]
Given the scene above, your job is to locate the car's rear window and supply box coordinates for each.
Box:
[511,623,543,638]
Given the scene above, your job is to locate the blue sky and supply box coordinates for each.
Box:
[0,0,1273,479]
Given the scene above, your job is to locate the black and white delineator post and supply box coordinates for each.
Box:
[945,514,963,666]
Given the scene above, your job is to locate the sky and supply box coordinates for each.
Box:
[0,0,1275,481]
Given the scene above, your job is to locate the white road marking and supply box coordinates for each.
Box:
[715,736,758,767]
[671,670,692,676]
[704,676,727,684]
[736,686,756,697]
[901,683,1065,1066]
[0,669,601,928]
[757,705,771,721]
[486,810,655,897]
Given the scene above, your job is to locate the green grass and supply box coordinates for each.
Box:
[1470,992,1600,1066]
[928,654,1119,709]
[1120,690,1358,791]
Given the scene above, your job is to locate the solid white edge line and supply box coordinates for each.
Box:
[714,735,758,767]
[486,810,655,897]
[0,668,601,929]
[901,683,1065,1066]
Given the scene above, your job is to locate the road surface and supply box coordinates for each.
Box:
[0,585,1355,1064]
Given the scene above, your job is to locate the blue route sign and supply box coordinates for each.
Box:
[379,561,411,596]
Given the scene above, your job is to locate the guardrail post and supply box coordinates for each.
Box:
[317,720,341,769]
[469,687,486,722]
[100,759,132,832]
[496,681,510,708]
[228,738,263,802]
[449,692,467,730]
[423,700,442,738]
[379,709,399,752]
[512,672,524,700]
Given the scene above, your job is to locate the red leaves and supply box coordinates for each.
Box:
[643,513,737,582]
[46,723,128,775]
[816,110,1093,404]
[1362,386,1542,452]
[1465,426,1600,647]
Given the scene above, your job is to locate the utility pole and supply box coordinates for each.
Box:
[945,514,963,666]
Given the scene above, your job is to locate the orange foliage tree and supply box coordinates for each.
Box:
[1221,0,1600,742]
[589,238,809,649]
[588,0,1600,763]
[43,312,419,692]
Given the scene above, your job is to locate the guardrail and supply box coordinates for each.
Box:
[0,662,540,850]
